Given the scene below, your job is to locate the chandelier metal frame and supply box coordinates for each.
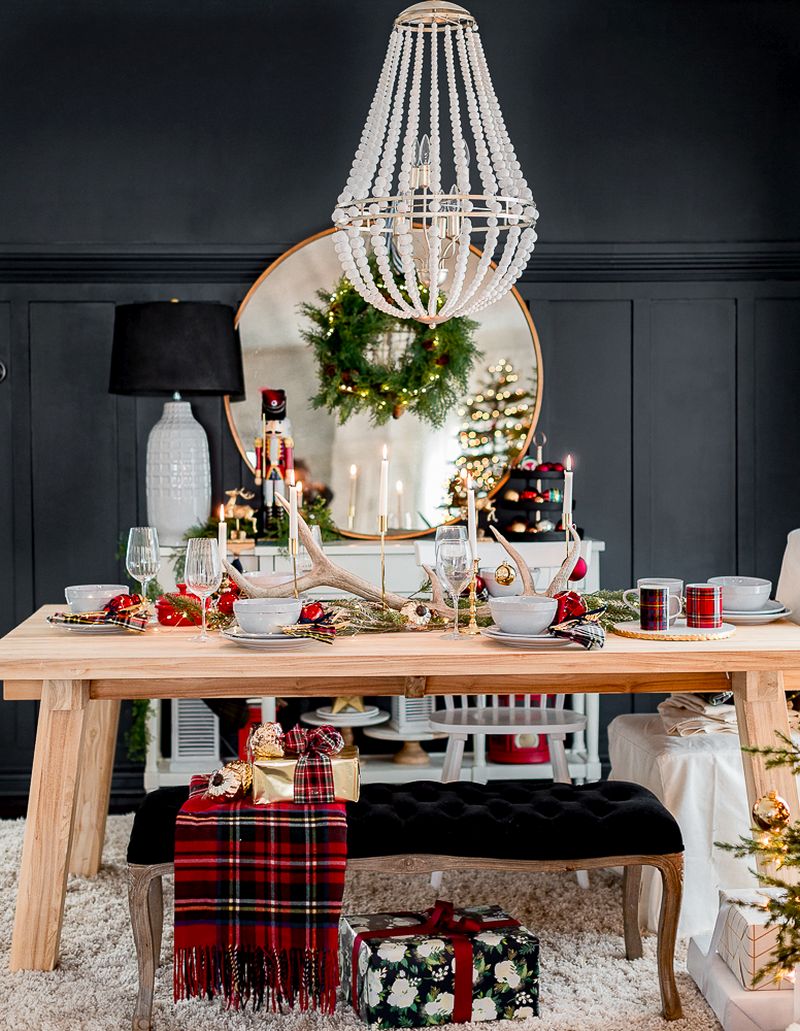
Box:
[332,1,539,326]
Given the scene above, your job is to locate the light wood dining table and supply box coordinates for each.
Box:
[3,604,800,972]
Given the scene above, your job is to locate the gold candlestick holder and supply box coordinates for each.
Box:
[289,537,299,599]
[464,557,481,635]
[378,514,388,607]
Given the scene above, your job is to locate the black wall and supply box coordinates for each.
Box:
[2,0,799,804]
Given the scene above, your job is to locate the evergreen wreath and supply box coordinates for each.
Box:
[301,271,481,428]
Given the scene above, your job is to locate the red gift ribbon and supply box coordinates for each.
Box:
[351,900,519,1023]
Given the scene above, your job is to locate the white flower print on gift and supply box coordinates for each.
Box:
[377,941,408,964]
[494,959,522,989]
[386,976,418,1008]
[424,992,454,1018]
[472,996,499,1021]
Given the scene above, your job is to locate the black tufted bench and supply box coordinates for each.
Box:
[128,780,683,1029]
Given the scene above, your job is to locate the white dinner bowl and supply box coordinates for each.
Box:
[65,584,129,613]
[489,595,558,636]
[480,566,526,598]
[233,597,302,635]
[708,575,772,612]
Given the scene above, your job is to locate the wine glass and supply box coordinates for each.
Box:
[435,528,473,639]
[126,526,160,622]
[184,538,222,641]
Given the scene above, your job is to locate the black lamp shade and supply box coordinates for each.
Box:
[109,302,244,397]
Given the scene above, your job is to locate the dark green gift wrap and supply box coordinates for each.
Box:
[340,902,540,1027]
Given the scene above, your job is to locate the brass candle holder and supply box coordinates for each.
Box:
[289,536,299,599]
[464,557,481,635]
[378,514,388,607]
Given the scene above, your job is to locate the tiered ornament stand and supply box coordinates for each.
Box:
[495,467,581,542]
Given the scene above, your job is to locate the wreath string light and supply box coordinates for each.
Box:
[301,271,480,428]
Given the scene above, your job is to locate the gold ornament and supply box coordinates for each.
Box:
[503,489,520,502]
[508,520,528,534]
[494,561,516,586]
[331,695,366,715]
[249,721,285,760]
[752,791,791,831]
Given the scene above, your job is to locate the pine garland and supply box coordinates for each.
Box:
[301,270,481,428]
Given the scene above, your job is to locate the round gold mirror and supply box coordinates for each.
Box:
[227,229,542,539]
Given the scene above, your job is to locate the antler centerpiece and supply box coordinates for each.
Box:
[223,496,583,620]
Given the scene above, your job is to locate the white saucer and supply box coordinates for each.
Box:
[48,620,125,634]
[722,599,786,615]
[228,625,299,640]
[220,627,309,650]
[723,605,792,626]
[480,626,576,649]
[315,705,381,722]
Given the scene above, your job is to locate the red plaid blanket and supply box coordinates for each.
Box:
[174,779,347,1012]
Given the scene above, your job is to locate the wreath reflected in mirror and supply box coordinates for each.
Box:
[301,270,480,428]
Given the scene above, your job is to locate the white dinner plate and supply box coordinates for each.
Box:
[220,627,309,650]
[722,599,786,616]
[723,606,792,626]
[48,620,125,634]
[480,626,576,649]
[227,625,299,641]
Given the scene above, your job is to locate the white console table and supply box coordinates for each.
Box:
[145,537,605,790]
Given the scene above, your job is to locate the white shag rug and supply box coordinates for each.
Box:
[0,815,719,1031]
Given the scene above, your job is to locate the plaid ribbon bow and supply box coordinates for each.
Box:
[47,593,149,633]
[549,606,606,650]
[283,725,345,803]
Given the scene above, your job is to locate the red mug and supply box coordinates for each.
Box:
[685,583,723,629]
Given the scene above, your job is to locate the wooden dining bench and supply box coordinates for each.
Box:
[127,779,684,1029]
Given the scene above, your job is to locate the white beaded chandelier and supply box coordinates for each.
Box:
[332,1,538,326]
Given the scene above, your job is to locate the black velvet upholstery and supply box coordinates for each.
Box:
[127,780,682,866]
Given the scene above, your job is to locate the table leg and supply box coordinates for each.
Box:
[732,670,800,875]
[69,698,120,877]
[10,679,89,971]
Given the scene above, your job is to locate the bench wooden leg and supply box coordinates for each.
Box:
[129,863,171,1031]
[622,864,643,960]
[655,853,683,1020]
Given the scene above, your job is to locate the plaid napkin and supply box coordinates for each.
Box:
[280,622,336,644]
[549,607,606,650]
[47,593,149,633]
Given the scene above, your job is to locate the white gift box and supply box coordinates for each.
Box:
[717,890,792,992]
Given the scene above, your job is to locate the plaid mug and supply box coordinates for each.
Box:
[636,584,682,632]
[685,583,723,629]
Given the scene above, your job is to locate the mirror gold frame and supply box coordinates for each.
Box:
[225,227,543,540]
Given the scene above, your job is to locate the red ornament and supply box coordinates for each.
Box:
[301,601,325,624]
[536,463,552,473]
[520,489,538,501]
[551,462,565,473]
[553,590,587,623]
[569,557,588,581]
[156,583,203,627]
[216,591,237,615]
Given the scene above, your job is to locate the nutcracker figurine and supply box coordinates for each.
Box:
[253,388,295,536]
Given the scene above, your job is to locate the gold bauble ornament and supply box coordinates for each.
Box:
[503,489,520,502]
[494,561,516,587]
[249,721,285,760]
[752,790,791,831]
[508,520,527,534]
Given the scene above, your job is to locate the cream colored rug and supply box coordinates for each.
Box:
[0,815,719,1031]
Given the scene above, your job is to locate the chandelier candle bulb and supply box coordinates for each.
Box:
[218,504,227,563]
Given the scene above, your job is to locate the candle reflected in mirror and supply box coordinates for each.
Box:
[348,464,358,530]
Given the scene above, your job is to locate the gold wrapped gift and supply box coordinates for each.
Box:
[252,746,361,805]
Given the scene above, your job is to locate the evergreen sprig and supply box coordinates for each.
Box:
[301,269,480,428]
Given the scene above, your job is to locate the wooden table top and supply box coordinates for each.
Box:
[3,607,800,701]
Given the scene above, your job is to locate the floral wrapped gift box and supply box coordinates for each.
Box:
[340,905,539,1027]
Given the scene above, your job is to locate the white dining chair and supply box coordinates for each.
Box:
[777,528,800,625]
[429,693,590,888]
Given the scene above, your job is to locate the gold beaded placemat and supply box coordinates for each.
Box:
[611,619,736,641]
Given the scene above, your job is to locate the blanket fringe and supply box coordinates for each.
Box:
[174,945,339,1013]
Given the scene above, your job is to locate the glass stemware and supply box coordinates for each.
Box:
[435,526,473,639]
[126,526,160,622]
[184,538,222,641]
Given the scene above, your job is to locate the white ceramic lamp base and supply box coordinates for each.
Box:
[146,400,211,546]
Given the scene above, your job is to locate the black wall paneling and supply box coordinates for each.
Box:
[1,0,800,803]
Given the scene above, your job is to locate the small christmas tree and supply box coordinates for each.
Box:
[454,358,537,494]
[719,735,800,985]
